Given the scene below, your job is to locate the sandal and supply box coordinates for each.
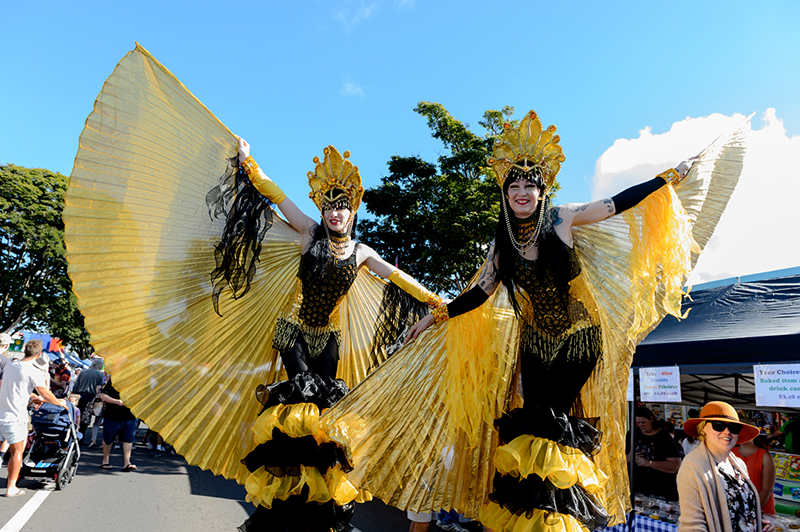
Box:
[100,463,112,469]
[122,464,137,472]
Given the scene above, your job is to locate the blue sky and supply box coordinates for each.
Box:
[2,0,799,278]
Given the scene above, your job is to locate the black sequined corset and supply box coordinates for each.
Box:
[514,239,582,338]
[297,248,358,328]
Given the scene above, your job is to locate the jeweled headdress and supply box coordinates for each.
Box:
[488,110,565,192]
[307,145,364,214]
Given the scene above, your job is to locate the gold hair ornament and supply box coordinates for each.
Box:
[488,110,565,192]
[308,146,364,215]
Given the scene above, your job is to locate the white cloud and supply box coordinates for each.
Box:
[342,81,366,98]
[334,1,379,31]
[591,109,800,284]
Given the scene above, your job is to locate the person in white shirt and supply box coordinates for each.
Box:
[0,339,67,497]
[0,332,12,458]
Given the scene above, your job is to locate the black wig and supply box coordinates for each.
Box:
[492,165,566,317]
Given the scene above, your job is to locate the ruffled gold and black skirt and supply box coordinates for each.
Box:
[239,372,371,532]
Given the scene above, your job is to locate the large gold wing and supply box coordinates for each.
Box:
[573,119,748,521]
[321,121,748,523]
[64,44,389,483]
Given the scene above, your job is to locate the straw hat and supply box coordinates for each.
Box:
[683,401,759,443]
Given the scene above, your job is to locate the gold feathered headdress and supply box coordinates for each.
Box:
[488,110,565,191]
[307,145,364,214]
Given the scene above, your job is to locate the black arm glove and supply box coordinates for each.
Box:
[446,284,490,319]
[611,175,667,214]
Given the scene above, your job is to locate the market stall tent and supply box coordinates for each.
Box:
[632,267,800,409]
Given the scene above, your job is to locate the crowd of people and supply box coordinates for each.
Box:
[0,336,182,498]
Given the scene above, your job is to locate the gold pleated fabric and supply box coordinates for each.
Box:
[479,502,589,532]
[320,122,748,523]
[64,44,389,483]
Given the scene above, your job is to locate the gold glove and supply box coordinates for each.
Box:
[241,155,287,204]
[388,270,442,308]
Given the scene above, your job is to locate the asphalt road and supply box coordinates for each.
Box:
[0,425,452,532]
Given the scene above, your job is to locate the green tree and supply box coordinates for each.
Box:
[359,103,504,296]
[0,164,92,356]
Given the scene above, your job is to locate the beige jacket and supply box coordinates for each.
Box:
[677,443,762,532]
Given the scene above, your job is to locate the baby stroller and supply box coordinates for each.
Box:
[20,402,81,490]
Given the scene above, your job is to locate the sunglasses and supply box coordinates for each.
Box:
[709,421,743,434]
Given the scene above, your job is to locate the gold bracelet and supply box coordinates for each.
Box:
[657,168,680,186]
[241,155,259,176]
[427,293,443,310]
[431,304,449,324]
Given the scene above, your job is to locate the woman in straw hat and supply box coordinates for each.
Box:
[679,401,775,532]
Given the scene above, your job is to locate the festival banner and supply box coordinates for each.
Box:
[755,364,800,407]
[639,366,681,403]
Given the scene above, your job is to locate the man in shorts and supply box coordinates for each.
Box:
[0,339,67,497]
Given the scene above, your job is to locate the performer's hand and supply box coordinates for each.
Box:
[763,520,775,532]
[675,155,699,178]
[238,137,251,163]
[634,453,650,467]
[404,314,435,345]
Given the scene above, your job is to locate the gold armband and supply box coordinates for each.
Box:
[241,156,287,204]
[431,304,449,324]
[241,155,259,175]
[657,168,681,186]
[388,269,442,308]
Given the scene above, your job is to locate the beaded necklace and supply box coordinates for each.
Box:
[328,232,351,259]
[323,221,352,260]
[503,198,544,254]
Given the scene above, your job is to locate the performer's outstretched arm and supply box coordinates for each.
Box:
[404,242,500,343]
[359,245,442,309]
[237,138,318,239]
[560,156,697,229]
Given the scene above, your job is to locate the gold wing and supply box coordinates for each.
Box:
[573,119,748,522]
[64,44,388,483]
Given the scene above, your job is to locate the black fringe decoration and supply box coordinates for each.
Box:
[206,156,275,315]
[370,282,429,364]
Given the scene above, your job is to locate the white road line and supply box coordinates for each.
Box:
[0,488,52,532]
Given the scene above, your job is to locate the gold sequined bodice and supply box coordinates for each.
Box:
[514,237,598,338]
[297,248,358,328]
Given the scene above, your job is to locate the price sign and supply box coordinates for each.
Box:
[639,366,681,403]
[755,364,800,407]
